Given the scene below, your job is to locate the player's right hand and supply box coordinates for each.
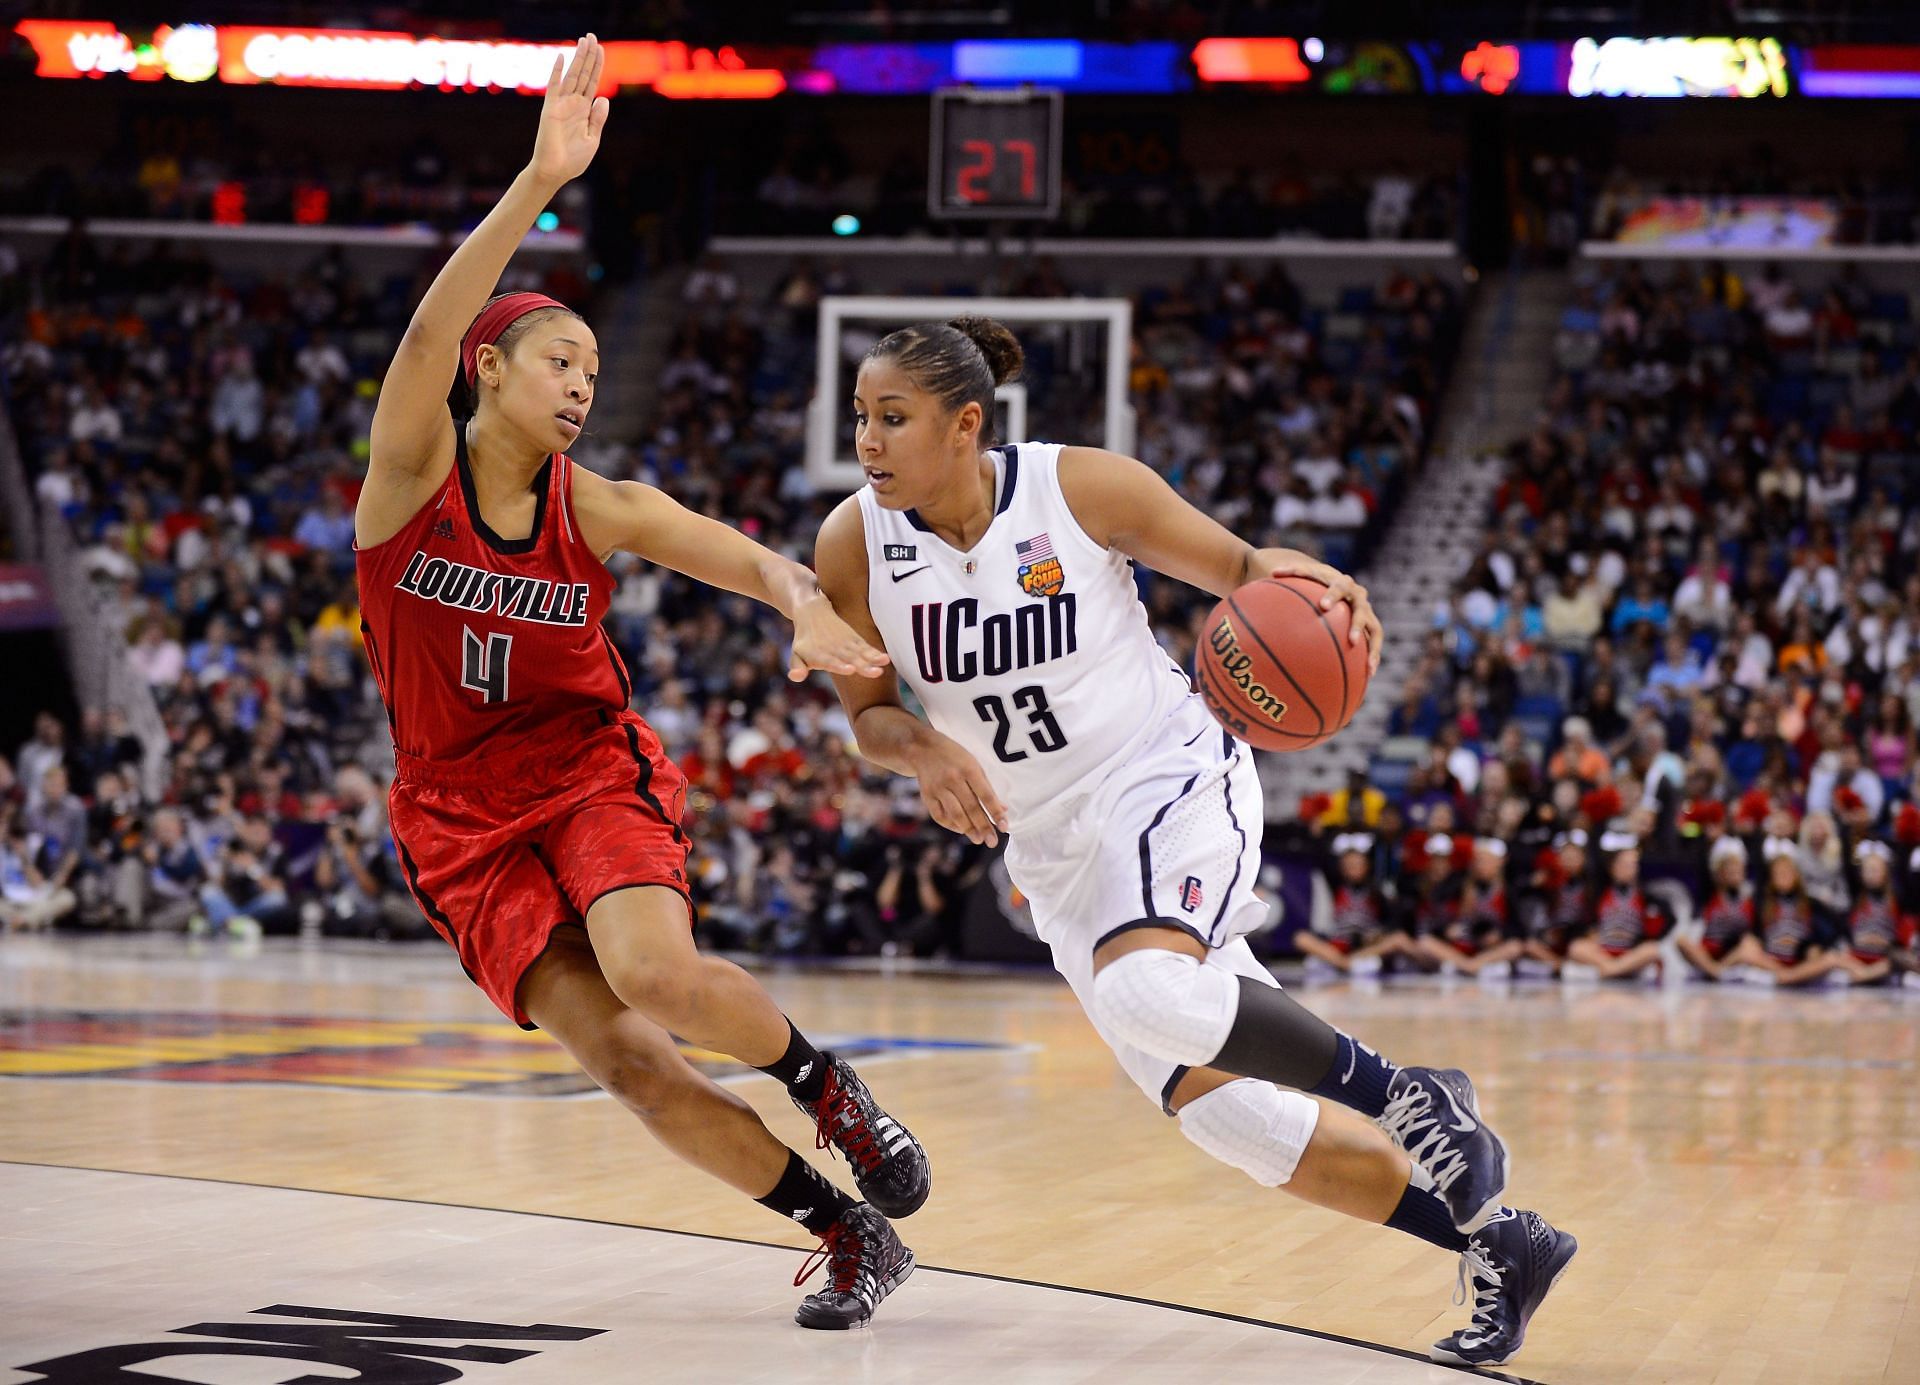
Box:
[529,35,610,188]
[913,735,1008,848]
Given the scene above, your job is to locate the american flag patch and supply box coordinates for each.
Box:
[1180,876,1205,913]
[1015,533,1055,562]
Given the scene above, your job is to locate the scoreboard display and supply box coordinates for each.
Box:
[928,87,1063,221]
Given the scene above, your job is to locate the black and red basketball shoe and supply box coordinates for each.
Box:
[793,1203,916,1330]
[794,1053,931,1218]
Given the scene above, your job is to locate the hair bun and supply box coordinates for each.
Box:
[948,315,1025,387]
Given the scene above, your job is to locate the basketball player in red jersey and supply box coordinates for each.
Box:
[356,37,923,1329]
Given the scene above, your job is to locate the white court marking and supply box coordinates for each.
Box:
[0,1163,1525,1384]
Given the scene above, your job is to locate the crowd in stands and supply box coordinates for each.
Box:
[729,149,1458,243]
[0,221,1456,958]
[1513,150,1920,263]
[1,128,548,234]
[1303,260,1920,988]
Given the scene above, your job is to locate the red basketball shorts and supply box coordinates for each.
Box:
[388,709,690,1028]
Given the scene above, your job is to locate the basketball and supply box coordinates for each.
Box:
[1194,577,1370,752]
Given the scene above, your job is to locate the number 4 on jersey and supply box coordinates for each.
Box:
[462,627,513,704]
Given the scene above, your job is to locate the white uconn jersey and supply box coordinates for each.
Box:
[859,442,1192,830]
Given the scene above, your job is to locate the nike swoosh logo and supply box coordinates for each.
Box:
[1437,1080,1478,1135]
[890,566,930,583]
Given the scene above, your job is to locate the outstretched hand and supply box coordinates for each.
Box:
[788,597,891,683]
[529,35,610,189]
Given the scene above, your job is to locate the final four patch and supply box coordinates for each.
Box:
[1014,532,1064,598]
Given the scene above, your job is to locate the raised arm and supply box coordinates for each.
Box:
[365,35,609,487]
[1056,445,1384,674]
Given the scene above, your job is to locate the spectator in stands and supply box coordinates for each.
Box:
[15,713,67,814]
[1797,810,1852,932]
[123,807,206,932]
[24,764,87,903]
[0,801,77,931]
[197,813,292,938]
[292,488,357,569]
[1547,717,1608,787]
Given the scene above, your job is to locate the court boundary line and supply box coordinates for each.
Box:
[0,1158,1549,1385]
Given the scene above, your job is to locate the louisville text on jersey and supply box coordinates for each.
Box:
[395,551,592,627]
[908,594,1077,684]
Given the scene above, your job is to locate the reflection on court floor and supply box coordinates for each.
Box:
[0,1009,1016,1095]
[1,1164,1499,1385]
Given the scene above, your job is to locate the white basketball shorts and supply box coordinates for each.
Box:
[1005,694,1278,1112]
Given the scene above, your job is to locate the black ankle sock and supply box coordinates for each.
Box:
[756,1020,828,1103]
[1307,1031,1397,1119]
[1387,1172,1469,1253]
[756,1150,853,1237]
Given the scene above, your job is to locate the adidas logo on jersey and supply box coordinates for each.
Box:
[432,518,456,541]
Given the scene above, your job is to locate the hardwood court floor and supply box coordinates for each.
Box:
[1,934,1916,1384]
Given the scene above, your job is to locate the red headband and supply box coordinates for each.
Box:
[460,293,569,388]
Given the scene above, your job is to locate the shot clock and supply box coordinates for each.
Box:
[928,87,1063,221]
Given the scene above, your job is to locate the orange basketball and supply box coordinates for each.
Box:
[1194,577,1370,751]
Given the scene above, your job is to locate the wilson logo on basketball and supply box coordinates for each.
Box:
[1206,617,1288,724]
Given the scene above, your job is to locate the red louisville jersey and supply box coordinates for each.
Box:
[355,434,630,765]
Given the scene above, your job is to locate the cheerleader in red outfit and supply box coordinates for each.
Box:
[1520,830,1591,974]
[1715,852,1856,987]
[1675,838,1756,981]
[1840,841,1911,984]
[1566,834,1670,980]
[1419,837,1524,978]
[1296,833,1425,975]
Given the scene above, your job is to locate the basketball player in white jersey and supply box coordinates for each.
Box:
[814,317,1575,1367]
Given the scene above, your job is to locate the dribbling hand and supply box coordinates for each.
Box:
[529,35,610,189]
[1267,553,1384,676]
[912,735,1008,848]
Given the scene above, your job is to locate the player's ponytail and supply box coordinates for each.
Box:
[864,316,1025,442]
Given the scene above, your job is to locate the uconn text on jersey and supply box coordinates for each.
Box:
[909,594,1078,684]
